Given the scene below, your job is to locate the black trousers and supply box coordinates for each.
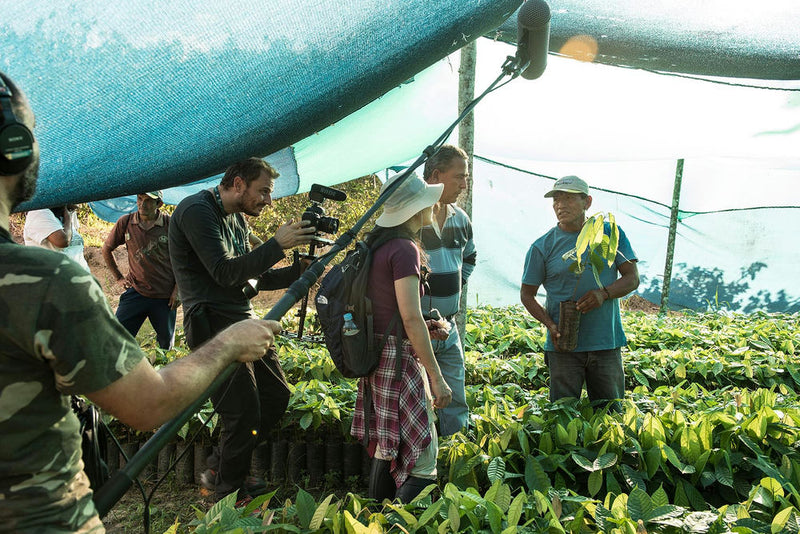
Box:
[185,305,290,497]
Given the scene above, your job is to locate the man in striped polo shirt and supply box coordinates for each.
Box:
[420,145,476,436]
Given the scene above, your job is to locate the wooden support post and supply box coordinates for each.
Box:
[660,158,684,314]
[457,39,477,342]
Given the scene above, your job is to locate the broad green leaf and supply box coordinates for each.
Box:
[761,477,785,498]
[572,454,595,472]
[771,506,794,534]
[518,429,530,455]
[310,494,335,531]
[607,213,619,262]
[567,419,581,443]
[539,432,553,454]
[448,502,460,532]
[591,214,604,246]
[641,413,666,449]
[343,510,369,534]
[524,456,552,493]
[594,505,612,531]
[606,471,622,495]
[299,412,313,430]
[674,482,689,509]
[507,492,526,528]
[675,363,686,379]
[296,488,317,530]
[387,504,417,528]
[500,427,515,450]
[410,483,437,504]
[485,479,502,502]
[681,427,703,463]
[693,449,712,480]
[681,479,708,511]
[645,447,661,480]
[714,462,734,488]
[486,501,504,533]
[594,453,618,470]
[621,464,647,490]
[488,457,506,483]
[651,486,669,508]
[555,424,574,446]
[417,499,444,528]
[734,518,772,532]
[242,490,276,517]
[495,483,512,512]
[575,220,594,262]
[663,445,695,474]
[627,487,653,521]
[444,482,462,503]
[747,413,768,440]
[611,493,628,518]
[588,471,603,497]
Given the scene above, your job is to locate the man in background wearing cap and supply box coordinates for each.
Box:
[102,191,179,349]
[520,176,639,410]
[420,145,476,436]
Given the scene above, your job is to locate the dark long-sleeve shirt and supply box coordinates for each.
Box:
[169,189,291,316]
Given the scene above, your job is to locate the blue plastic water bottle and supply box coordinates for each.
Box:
[342,313,359,336]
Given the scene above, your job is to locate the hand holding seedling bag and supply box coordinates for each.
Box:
[557,212,620,351]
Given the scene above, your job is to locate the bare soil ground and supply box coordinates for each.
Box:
[620,294,661,313]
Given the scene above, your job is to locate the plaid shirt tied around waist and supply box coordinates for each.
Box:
[351,335,432,487]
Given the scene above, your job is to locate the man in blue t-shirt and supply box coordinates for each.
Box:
[520,176,639,409]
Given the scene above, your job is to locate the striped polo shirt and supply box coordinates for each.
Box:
[420,204,476,318]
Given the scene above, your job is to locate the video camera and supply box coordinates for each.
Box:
[244,184,346,301]
[302,183,347,243]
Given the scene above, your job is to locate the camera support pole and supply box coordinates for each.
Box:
[92,53,525,518]
[295,241,317,339]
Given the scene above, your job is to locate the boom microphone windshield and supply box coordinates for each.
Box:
[516,0,551,79]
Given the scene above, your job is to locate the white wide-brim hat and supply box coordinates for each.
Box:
[375,172,444,228]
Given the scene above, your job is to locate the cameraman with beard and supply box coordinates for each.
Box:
[169,157,316,503]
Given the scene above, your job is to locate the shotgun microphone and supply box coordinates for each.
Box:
[516,0,551,80]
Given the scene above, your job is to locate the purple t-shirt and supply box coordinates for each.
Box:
[368,238,421,335]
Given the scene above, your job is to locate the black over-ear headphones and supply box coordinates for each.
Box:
[0,77,35,176]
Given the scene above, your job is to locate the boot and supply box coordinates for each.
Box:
[368,458,396,501]
[396,476,435,503]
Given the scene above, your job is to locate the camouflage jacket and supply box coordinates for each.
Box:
[0,227,144,532]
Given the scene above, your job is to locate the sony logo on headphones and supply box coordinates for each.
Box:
[8,136,24,143]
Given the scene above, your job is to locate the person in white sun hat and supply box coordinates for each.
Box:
[351,171,453,503]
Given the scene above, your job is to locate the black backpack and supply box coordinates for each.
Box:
[315,234,406,379]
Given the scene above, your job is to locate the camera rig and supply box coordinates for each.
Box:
[302,183,347,246]
[296,183,346,339]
